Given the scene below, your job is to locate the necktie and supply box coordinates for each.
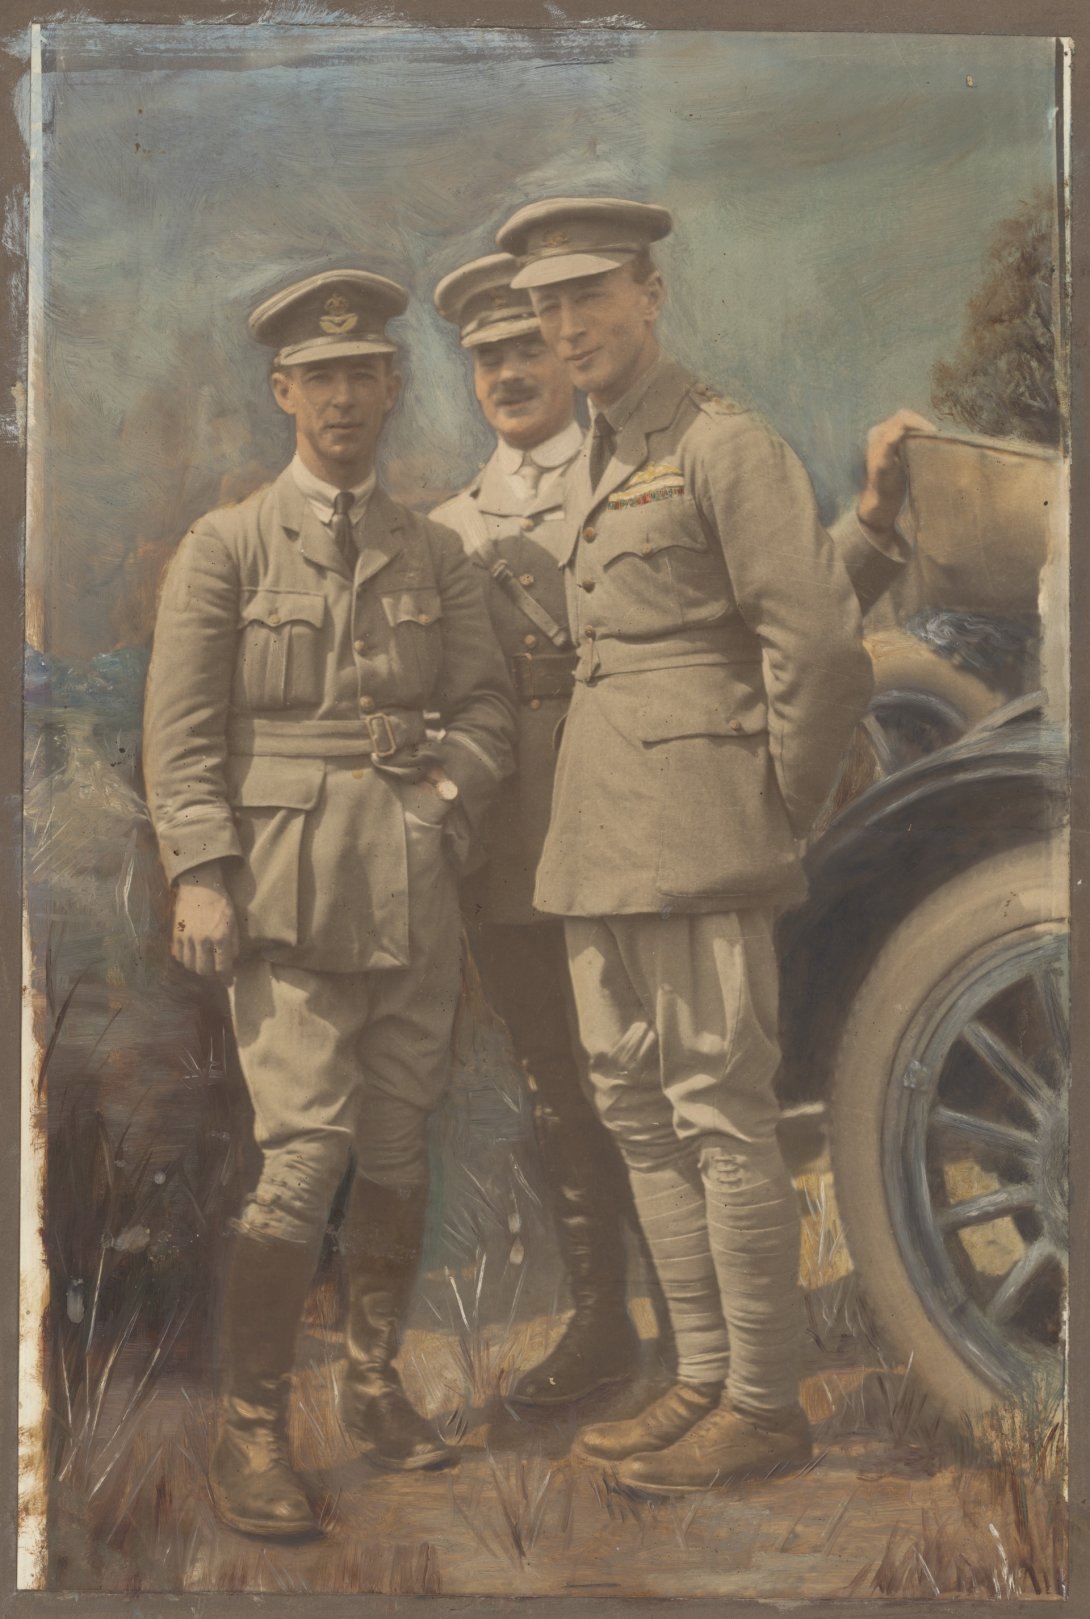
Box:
[589,413,616,489]
[331,490,355,567]
[514,454,544,504]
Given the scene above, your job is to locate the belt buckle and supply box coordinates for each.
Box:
[366,712,398,757]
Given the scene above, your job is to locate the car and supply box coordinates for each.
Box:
[776,696,1068,1413]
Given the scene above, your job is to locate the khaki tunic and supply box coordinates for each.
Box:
[534,356,875,917]
[143,467,516,973]
[432,443,582,924]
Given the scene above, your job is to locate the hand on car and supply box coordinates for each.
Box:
[172,861,239,979]
[857,409,937,534]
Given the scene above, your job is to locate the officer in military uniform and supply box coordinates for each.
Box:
[494,196,914,1494]
[143,270,515,1536]
[431,254,673,1405]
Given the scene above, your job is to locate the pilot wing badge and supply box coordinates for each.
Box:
[608,463,686,509]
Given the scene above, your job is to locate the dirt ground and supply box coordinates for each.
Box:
[46,1168,1068,1603]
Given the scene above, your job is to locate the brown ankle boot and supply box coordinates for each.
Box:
[208,1232,322,1539]
[616,1401,813,1495]
[340,1178,456,1472]
[575,1380,722,1461]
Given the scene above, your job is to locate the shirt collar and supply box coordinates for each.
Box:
[290,452,377,525]
[494,418,583,474]
[592,348,669,436]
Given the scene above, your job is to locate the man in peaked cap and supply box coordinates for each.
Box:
[143,269,515,1535]
[432,253,675,1408]
[494,196,920,1493]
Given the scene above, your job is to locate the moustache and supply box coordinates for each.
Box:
[491,387,540,407]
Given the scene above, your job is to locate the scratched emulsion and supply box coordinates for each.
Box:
[20,25,1065,1597]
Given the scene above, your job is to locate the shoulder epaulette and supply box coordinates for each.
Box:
[690,382,745,418]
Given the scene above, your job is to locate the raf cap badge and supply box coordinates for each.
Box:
[249,270,409,367]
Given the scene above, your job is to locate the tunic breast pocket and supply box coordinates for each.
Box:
[237,589,325,710]
[380,586,444,694]
[601,488,719,627]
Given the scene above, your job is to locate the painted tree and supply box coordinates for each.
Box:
[931,189,1062,447]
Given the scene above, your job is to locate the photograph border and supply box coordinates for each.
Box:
[1,3,1084,1616]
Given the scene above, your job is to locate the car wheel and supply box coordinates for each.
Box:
[830,841,1068,1414]
[863,629,1004,776]
[817,631,1004,828]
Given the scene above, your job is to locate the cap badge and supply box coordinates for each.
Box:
[319,293,359,335]
[488,288,509,307]
[542,229,570,248]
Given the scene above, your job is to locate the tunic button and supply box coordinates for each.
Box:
[529,698,542,711]
[583,625,597,640]
[519,573,535,587]
[353,638,367,654]
[640,543,654,556]
[579,580,596,593]
[359,695,375,713]
[582,525,597,541]
[267,610,281,625]
[351,768,365,779]
[729,720,743,733]
[418,612,432,625]
[523,633,538,649]
[520,517,534,531]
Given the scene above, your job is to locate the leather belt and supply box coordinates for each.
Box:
[575,623,761,682]
[226,710,427,759]
[509,651,577,703]
[490,559,573,650]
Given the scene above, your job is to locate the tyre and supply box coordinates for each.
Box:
[863,629,1003,776]
[818,630,1003,828]
[830,841,1068,1414]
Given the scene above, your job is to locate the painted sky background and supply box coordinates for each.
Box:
[30,25,1059,658]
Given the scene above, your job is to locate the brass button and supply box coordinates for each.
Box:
[579,580,596,593]
[583,625,596,640]
[729,720,743,733]
[523,633,538,649]
[353,638,367,654]
[418,612,432,625]
[529,698,542,711]
[359,695,375,713]
[640,543,654,557]
[519,573,535,587]
[351,768,365,779]
[582,525,597,541]
[267,610,281,625]
[520,517,534,531]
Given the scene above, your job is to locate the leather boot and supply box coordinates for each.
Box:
[208,1231,322,1539]
[508,1099,642,1406]
[575,1381,722,1461]
[616,1401,814,1496]
[340,1176,456,1471]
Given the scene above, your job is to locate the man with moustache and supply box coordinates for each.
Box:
[494,197,919,1494]
[143,270,514,1536]
[431,254,673,1404]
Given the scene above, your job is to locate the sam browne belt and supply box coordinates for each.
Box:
[509,651,577,703]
